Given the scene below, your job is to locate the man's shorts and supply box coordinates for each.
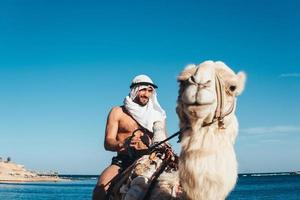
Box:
[111,154,136,171]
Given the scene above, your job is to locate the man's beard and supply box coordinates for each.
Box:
[134,97,149,106]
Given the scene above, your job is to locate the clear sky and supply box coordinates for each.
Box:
[0,0,299,174]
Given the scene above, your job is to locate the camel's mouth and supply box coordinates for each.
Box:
[184,100,215,108]
[182,101,216,119]
[186,102,213,106]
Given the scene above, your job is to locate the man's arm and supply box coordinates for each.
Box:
[104,107,125,152]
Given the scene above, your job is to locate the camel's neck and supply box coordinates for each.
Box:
[180,114,238,152]
[178,115,239,200]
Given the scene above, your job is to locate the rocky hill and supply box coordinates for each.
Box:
[0,162,62,182]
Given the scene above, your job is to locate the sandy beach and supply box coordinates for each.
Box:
[0,162,63,182]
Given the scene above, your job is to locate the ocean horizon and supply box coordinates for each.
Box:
[1,172,300,200]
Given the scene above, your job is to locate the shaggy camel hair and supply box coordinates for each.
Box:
[114,60,246,200]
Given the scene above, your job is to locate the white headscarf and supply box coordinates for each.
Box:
[124,75,166,132]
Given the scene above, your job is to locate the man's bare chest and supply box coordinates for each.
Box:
[118,113,140,133]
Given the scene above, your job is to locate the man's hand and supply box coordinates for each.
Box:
[128,133,148,150]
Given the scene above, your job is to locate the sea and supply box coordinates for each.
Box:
[0,173,300,200]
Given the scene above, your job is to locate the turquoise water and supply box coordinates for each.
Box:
[1,174,300,199]
[228,174,300,200]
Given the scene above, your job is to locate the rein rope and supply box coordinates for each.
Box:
[146,128,187,153]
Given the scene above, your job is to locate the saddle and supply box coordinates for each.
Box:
[107,144,179,200]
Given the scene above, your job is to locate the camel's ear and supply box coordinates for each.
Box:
[177,64,197,81]
[236,71,246,96]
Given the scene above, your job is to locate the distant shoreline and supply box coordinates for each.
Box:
[59,172,300,179]
[0,162,66,183]
[60,171,300,176]
[238,171,300,177]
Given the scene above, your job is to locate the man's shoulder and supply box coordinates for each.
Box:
[109,106,125,118]
[110,106,123,112]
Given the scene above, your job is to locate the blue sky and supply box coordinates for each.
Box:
[0,0,299,174]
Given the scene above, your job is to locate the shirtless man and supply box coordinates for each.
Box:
[93,75,166,200]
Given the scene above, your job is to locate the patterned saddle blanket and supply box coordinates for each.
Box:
[108,145,182,200]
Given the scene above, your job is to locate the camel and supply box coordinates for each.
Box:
[111,60,246,200]
[176,60,246,200]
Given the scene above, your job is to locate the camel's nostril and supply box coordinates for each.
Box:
[191,76,196,83]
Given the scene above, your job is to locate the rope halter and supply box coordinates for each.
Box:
[202,73,235,129]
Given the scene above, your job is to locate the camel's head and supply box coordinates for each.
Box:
[176,60,246,129]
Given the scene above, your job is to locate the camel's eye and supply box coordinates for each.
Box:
[229,85,236,92]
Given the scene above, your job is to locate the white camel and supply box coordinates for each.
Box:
[112,60,246,200]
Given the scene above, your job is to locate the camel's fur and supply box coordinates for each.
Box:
[115,61,246,200]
